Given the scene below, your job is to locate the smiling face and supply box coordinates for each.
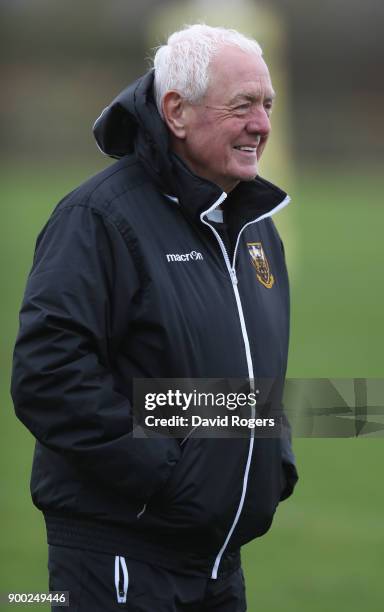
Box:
[164,45,275,193]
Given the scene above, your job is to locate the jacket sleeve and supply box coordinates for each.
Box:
[280,411,299,501]
[11,203,181,501]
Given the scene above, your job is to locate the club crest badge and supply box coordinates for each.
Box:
[247,242,275,289]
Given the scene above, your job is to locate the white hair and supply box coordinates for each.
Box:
[153,24,263,117]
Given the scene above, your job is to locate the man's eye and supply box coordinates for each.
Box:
[235,104,250,113]
[264,103,273,115]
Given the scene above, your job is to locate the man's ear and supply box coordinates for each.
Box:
[162,91,188,139]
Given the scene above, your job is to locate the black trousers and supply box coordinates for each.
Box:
[48,545,247,611]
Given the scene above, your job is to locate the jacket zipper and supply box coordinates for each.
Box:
[200,191,290,579]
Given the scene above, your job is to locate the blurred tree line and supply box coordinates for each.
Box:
[1,0,383,166]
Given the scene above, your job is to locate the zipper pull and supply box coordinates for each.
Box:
[230,268,238,285]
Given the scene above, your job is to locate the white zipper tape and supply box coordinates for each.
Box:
[114,555,129,604]
[200,190,288,579]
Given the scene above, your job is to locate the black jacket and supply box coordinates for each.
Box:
[11,71,298,578]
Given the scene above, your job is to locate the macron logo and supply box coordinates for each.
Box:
[166,251,204,263]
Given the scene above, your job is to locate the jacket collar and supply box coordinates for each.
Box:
[170,152,289,230]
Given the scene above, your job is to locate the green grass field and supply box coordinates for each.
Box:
[1,163,383,611]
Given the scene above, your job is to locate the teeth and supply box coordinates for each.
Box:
[235,146,256,152]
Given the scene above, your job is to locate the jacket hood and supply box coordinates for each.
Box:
[93,70,289,222]
[93,70,177,195]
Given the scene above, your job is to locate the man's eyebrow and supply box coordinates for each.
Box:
[229,91,276,104]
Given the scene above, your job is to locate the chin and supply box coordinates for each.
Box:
[238,164,259,182]
[239,170,258,182]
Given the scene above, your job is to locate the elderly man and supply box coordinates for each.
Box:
[12,24,298,611]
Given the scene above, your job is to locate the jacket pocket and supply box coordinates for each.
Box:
[145,437,247,548]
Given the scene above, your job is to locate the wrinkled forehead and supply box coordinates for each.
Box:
[207,46,274,101]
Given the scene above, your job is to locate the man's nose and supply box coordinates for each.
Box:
[246,108,271,136]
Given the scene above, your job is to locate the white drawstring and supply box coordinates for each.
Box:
[114,555,129,603]
[137,503,147,519]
